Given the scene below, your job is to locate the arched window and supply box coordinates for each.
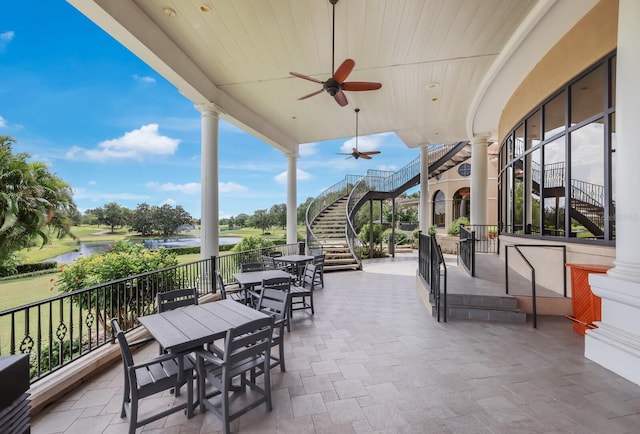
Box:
[433,190,445,227]
[453,188,470,220]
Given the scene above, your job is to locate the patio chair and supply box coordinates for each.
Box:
[290,263,317,319]
[260,276,292,327]
[111,318,194,434]
[256,288,290,373]
[260,255,277,270]
[193,316,274,434]
[216,271,246,304]
[268,251,283,258]
[312,254,325,288]
[241,262,263,272]
[156,287,198,354]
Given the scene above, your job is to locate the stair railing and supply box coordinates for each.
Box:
[504,244,567,329]
[306,174,363,253]
[418,232,447,322]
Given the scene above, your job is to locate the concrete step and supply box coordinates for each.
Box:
[429,292,527,323]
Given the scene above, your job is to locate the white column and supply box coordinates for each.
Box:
[419,145,430,233]
[286,151,298,245]
[587,0,640,386]
[470,136,488,225]
[196,103,220,260]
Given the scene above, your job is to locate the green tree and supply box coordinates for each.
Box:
[297,196,314,224]
[0,136,77,265]
[152,204,193,235]
[235,213,249,227]
[130,203,155,235]
[269,203,287,229]
[252,209,272,234]
[83,207,104,226]
[103,202,127,232]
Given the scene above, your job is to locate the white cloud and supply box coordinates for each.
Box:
[274,169,311,184]
[219,181,249,193]
[133,74,156,84]
[0,31,14,41]
[72,187,150,201]
[147,181,200,195]
[299,143,317,157]
[0,116,6,128]
[88,180,96,185]
[65,124,180,161]
[161,198,177,206]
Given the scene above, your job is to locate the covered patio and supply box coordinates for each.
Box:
[31,256,640,433]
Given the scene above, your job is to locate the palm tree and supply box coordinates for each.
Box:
[0,136,77,264]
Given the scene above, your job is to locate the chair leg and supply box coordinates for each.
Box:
[222,377,231,434]
[279,341,286,372]
[264,358,272,412]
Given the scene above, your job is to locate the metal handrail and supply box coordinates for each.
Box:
[504,244,567,328]
[418,233,447,322]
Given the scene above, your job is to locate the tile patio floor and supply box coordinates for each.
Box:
[32,255,640,433]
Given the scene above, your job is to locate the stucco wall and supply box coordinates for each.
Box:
[499,0,618,137]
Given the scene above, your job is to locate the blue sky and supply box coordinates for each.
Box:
[0,1,420,219]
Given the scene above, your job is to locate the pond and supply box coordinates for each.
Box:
[48,237,242,264]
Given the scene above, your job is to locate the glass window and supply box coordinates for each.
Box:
[453,188,470,220]
[544,91,566,140]
[433,190,445,228]
[526,110,541,151]
[458,163,471,177]
[530,149,541,234]
[570,119,605,239]
[514,124,524,157]
[610,112,616,240]
[514,157,524,233]
[542,138,565,236]
[571,64,604,126]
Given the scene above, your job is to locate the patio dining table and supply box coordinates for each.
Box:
[273,254,314,282]
[232,269,291,305]
[138,299,268,354]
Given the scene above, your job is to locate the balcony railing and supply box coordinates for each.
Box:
[0,243,299,383]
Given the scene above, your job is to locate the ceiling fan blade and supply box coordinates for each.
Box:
[290,71,324,84]
[334,58,355,83]
[359,153,373,160]
[342,81,383,92]
[298,89,325,100]
[360,151,381,155]
[334,90,348,106]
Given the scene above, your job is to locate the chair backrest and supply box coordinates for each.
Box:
[313,254,325,268]
[262,276,291,293]
[223,316,273,368]
[157,287,198,312]
[111,318,134,369]
[268,251,283,258]
[257,288,290,325]
[301,263,318,290]
[216,272,228,299]
[260,255,277,270]
[241,262,263,272]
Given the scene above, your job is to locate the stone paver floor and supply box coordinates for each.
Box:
[32,257,640,433]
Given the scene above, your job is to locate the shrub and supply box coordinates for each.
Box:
[428,225,437,236]
[232,235,273,252]
[17,261,58,274]
[358,223,383,246]
[447,217,470,236]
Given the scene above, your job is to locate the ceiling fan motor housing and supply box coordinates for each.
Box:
[323,78,341,96]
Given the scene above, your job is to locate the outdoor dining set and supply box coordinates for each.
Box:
[110,253,325,434]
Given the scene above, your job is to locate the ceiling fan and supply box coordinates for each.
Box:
[339,108,381,160]
[289,0,382,107]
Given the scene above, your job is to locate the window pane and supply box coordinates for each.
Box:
[610,55,616,109]
[506,166,513,233]
[530,149,541,234]
[544,91,566,140]
[514,158,524,233]
[611,112,616,240]
[571,64,604,126]
[543,138,565,236]
[514,124,524,157]
[526,109,541,150]
[570,120,605,239]
[433,191,445,227]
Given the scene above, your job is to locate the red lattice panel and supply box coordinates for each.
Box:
[566,264,610,336]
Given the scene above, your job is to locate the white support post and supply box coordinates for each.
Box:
[196,103,220,260]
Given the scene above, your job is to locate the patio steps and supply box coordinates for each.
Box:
[310,198,360,271]
[430,293,527,323]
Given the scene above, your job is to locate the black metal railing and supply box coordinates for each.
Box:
[504,244,567,328]
[459,226,475,277]
[418,233,447,322]
[463,224,499,254]
[0,257,216,382]
[0,242,301,383]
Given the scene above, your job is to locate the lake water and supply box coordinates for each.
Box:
[49,237,241,264]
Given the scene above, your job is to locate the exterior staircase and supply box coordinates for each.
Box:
[309,197,360,271]
[305,141,473,272]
